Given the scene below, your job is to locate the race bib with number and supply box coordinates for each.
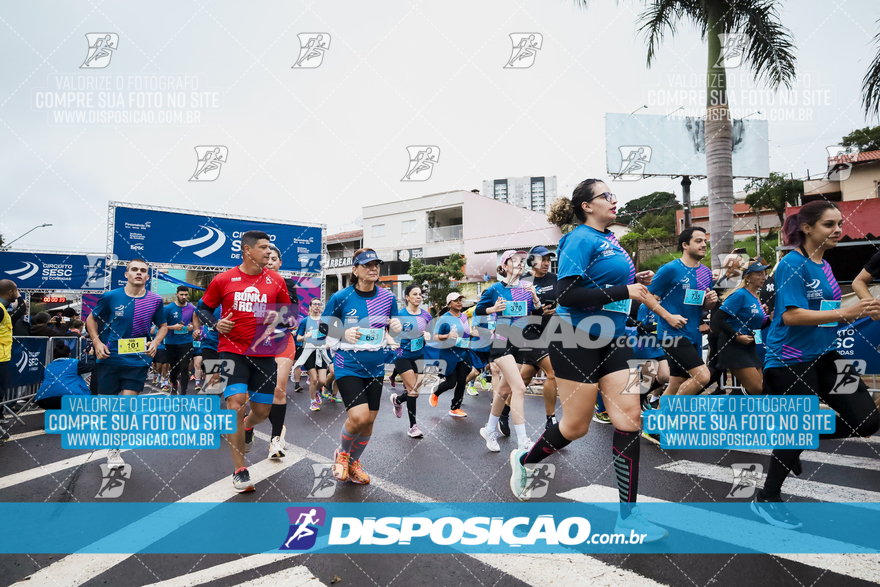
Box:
[117,337,146,354]
[487,318,497,331]
[357,328,385,345]
[193,341,201,349]
[753,329,763,345]
[603,286,632,314]
[819,300,841,328]
[410,336,424,352]
[503,300,527,317]
[455,338,470,349]
[684,289,706,306]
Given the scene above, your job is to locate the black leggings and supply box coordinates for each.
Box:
[166,343,193,395]
[762,351,880,496]
[435,361,469,411]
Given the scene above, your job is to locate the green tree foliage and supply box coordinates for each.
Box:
[744,172,803,225]
[840,126,880,153]
[407,253,466,311]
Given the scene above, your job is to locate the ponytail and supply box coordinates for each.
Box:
[781,200,840,248]
[547,178,602,228]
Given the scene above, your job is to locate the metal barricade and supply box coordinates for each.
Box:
[1,336,51,436]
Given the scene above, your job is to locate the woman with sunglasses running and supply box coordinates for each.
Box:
[752,201,880,529]
[508,180,666,542]
[389,284,432,438]
[428,292,477,418]
[294,298,331,411]
[476,250,541,452]
[322,248,402,484]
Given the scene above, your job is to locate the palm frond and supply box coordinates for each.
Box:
[730,0,797,90]
[862,22,880,118]
[637,0,701,67]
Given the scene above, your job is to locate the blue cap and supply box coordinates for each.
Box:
[744,261,770,275]
[353,250,383,266]
[530,246,555,258]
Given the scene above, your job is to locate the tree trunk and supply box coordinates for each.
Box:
[705,12,735,270]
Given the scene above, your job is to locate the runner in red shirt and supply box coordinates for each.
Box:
[194,231,294,492]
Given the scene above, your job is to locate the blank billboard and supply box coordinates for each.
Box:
[605,113,770,179]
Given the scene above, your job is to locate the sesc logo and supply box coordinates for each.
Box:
[5,262,39,281]
[281,507,326,550]
[173,225,227,258]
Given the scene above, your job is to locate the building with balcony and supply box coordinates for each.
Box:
[362,190,562,299]
[792,149,880,283]
[674,202,782,237]
[481,176,558,213]
[323,229,363,296]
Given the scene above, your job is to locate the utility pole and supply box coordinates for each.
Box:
[681,175,692,230]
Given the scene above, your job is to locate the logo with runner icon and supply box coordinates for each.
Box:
[280,507,326,550]
[504,33,543,69]
[615,146,651,181]
[713,33,749,69]
[401,146,440,182]
[727,463,763,498]
[524,463,555,498]
[96,464,131,498]
[307,463,338,498]
[831,359,866,395]
[80,33,119,69]
[826,146,858,182]
[189,146,228,181]
[292,33,331,68]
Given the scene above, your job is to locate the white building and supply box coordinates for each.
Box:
[362,190,562,298]
[481,176,558,213]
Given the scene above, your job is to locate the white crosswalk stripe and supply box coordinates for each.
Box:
[558,485,880,584]
[732,448,880,471]
[656,460,880,506]
[143,554,298,587]
[225,565,327,586]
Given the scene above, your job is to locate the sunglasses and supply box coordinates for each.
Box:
[589,192,618,203]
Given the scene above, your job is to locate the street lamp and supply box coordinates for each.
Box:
[2,224,52,249]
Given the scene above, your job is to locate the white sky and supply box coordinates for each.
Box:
[1,0,878,251]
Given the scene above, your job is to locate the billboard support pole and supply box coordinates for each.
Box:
[681,175,692,229]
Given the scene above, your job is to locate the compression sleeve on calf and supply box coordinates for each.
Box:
[557,276,629,309]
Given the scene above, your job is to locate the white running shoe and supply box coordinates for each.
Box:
[107,449,125,470]
[517,437,533,451]
[269,425,286,459]
[480,426,500,452]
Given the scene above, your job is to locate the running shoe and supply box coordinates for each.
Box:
[517,437,533,451]
[408,424,424,438]
[315,393,322,405]
[232,467,255,493]
[509,449,537,502]
[751,492,803,529]
[480,426,500,452]
[466,382,479,396]
[190,374,195,380]
[614,506,668,542]
[106,449,125,470]
[545,414,558,430]
[321,390,334,401]
[479,376,491,391]
[332,449,350,482]
[641,431,662,446]
[592,410,611,425]
[332,395,343,404]
[449,409,467,418]
[390,393,403,418]
[310,400,320,411]
[269,425,286,459]
[348,460,371,484]
[390,378,396,388]
[497,415,511,437]
[244,417,254,453]
[294,385,304,393]
[194,380,202,391]
[429,393,438,408]
[161,380,170,392]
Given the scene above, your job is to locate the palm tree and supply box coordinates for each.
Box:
[863,21,880,119]
[576,1,796,268]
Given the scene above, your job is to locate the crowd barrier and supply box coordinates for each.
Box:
[1,336,82,437]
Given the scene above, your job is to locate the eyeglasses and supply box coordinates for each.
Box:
[589,192,618,203]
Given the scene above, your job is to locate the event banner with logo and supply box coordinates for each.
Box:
[8,338,49,387]
[2,502,879,554]
[111,204,322,273]
[0,251,110,291]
